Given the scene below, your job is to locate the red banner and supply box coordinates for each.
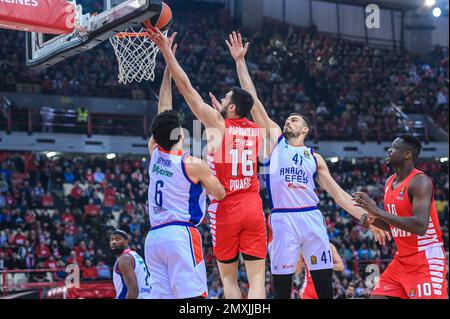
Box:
[0,0,75,34]
[65,283,116,299]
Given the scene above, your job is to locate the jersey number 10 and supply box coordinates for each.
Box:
[387,204,397,215]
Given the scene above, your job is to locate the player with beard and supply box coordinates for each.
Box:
[147,27,267,299]
[224,31,390,299]
[110,230,151,299]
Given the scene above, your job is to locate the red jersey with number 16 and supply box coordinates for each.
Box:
[207,117,262,198]
[384,169,444,257]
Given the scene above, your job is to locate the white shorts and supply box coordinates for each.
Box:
[268,209,333,275]
[144,223,208,299]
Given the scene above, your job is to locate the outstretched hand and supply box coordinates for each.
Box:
[209,92,222,112]
[226,31,249,62]
[147,26,177,56]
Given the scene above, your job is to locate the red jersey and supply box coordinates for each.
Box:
[384,169,443,257]
[208,118,262,199]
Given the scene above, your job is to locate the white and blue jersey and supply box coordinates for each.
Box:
[113,249,151,299]
[145,146,208,299]
[265,136,319,213]
[265,136,332,275]
[148,146,206,228]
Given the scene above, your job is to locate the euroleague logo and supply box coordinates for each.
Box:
[397,186,406,200]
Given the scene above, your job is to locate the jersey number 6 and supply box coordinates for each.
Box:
[155,180,164,207]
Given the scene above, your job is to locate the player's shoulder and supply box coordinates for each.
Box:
[385,174,395,187]
[409,171,433,191]
[117,252,135,269]
[183,154,204,165]
[245,118,261,128]
[183,155,208,179]
[310,150,324,162]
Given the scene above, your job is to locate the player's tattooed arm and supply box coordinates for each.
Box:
[226,31,281,150]
[148,27,225,132]
[353,174,432,236]
[117,254,139,299]
[157,43,177,113]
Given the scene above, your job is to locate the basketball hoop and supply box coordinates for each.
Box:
[110,26,167,85]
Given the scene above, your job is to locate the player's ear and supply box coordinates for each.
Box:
[403,150,413,161]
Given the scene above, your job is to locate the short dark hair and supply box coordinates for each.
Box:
[289,113,311,130]
[111,229,128,240]
[398,134,422,161]
[230,87,254,118]
[151,110,182,151]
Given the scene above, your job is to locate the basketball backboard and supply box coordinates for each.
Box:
[25,0,163,70]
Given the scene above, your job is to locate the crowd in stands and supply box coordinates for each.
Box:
[0,152,448,298]
[0,4,448,142]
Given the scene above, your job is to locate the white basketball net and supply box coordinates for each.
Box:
[110,26,167,84]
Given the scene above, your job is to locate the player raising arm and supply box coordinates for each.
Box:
[227,30,390,238]
[148,33,177,155]
[143,35,226,298]
[148,27,268,299]
[147,29,225,153]
[226,31,390,299]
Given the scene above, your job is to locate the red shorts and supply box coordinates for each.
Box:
[300,279,318,299]
[208,192,267,262]
[372,246,448,299]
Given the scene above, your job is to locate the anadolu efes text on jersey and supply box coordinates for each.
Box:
[207,118,262,198]
[148,147,206,227]
[265,136,319,213]
[113,249,152,299]
[384,169,444,257]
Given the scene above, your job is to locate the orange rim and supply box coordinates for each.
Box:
[114,32,150,39]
